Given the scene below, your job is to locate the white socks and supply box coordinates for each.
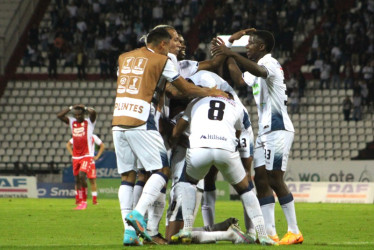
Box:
[135,173,166,216]
[147,189,166,236]
[177,181,196,231]
[201,190,216,226]
[242,203,256,235]
[259,195,277,236]
[118,183,135,231]
[279,193,299,234]
[133,181,145,208]
[193,189,203,220]
[240,190,267,237]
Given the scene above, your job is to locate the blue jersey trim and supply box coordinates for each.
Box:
[271,111,285,130]
[242,110,251,129]
[146,113,157,131]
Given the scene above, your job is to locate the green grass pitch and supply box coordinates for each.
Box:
[0,198,373,249]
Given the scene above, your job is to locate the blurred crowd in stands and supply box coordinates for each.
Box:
[21,0,373,117]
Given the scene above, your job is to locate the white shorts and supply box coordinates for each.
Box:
[186,148,246,185]
[113,130,169,174]
[253,130,294,171]
[238,127,254,158]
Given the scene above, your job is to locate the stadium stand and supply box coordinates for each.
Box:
[0,0,373,174]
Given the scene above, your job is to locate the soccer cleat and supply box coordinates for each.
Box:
[93,197,98,205]
[245,232,257,243]
[258,235,279,246]
[123,230,143,246]
[125,210,152,242]
[144,233,168,245]
[279,231,304,245]
[75,201,87,210]
[170,229,192,244]
[228,224,255,244]
[269,234,280,243]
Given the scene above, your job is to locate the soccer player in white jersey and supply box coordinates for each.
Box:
[187,70,257,236]
[66,134,105,205]
[212,28,303,245]
[57,104,97,210]
[165,31,257,234]
[169,93,276,246]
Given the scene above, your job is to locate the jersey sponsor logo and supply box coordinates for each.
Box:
[113,97,149,121]
[252,83,260,95]
[72,126,85,137]
[200,134,227,141]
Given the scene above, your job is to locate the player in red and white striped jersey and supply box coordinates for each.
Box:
[58,104,96,210]
[67,134,105,205]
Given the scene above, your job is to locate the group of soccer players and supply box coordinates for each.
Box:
[109,24,304,247]
[59,23,304,246]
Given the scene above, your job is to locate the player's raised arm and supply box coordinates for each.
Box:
[57,106,72,124]
[171,77,228,99]
[211,29,267,78]
[86,107,97,123]
[226,57,246,86]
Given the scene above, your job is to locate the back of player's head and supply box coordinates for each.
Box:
[141,25,176,44]
[253,30,275,53]
[146,27,171,46]
[153,24,175,32]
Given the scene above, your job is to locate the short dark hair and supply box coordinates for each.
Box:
[253,30,275,53]
[146,27,171,46]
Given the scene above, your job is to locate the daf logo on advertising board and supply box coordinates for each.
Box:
[0,177,27,187]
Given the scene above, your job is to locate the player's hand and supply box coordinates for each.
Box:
[211,42,232,57]
[211,37,225,47]
[209,86,229,98]
[229,28,256,42]
[94,156,99,161]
